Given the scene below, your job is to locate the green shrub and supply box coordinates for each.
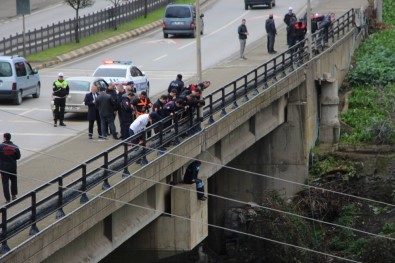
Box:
[383,0,395,25]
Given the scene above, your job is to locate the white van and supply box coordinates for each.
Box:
[0,55,41,105]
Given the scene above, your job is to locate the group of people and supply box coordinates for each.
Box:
[129,74,210,144]
[79,73,210,145]
[238,7,336,58]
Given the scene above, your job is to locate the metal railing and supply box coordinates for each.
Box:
[0,8,356,256]
[0,0,171,56]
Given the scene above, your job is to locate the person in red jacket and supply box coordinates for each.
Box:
[0,133,21,204]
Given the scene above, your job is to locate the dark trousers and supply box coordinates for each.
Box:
[88,111,102,138]
[100,115,117,139]
[195,178,205,199]
[267,34,275,52]
[1,172,17,202]
[53,97,66,123]
[120,121,132,140]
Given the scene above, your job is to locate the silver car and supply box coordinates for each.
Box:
[50,77,108,114]
[0,55,41,105]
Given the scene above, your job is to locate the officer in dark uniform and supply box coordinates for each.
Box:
[52,72,69,127]
[167,74,184,94]
[265,14,277,54]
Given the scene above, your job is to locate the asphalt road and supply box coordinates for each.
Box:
[0,0,112,39]
[0,0,304,161]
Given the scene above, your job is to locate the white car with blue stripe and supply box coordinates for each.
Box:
[92,60,150,96]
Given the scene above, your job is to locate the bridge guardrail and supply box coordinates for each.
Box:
[0,8,356,256]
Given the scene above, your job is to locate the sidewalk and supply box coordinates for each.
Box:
[7,0,367,205]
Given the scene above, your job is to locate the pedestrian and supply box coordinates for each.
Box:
[116,84,126,128]
[52,72,69,127]
[84,85,102,139]
[287,17,297,49]
[153,94,168,120]
[119,92,135,140]
[265,14,277,54]
[96,87,119,140]
[294,19,307,45]
[168,74,184,94]
[0,133,21,204]
[132,91,153,117]
[318,13,335,47]
[238,18,249,60]
[284,7,297,46]
[129,113,153,143]
[183,161,207,201]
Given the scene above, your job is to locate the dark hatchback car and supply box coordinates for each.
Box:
[244,0,276,10]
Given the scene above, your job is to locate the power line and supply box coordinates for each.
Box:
[2,147,394,242]
[0,167,362,263]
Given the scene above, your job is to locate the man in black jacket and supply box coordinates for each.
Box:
[284,7,297,46]
[84,85,102,139]
[0,133,21,204]
[183,161,207,201]
[265,14,277,54]
[96,87,119,140]
[238,18,249,60]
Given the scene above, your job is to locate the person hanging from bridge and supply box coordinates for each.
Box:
[0,133,21,204]
[183,160,207,201]
[52,72,69,127]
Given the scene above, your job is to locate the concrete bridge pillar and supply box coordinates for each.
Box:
[318,73,340,145]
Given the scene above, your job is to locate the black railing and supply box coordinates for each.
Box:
[0,8,356,256]
[0,0,171,56]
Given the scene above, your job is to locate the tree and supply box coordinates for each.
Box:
[107,0,123,30]
[64,0,95,43]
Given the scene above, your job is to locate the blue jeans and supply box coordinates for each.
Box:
[100,115,116,138]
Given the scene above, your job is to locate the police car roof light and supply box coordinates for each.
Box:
[102,60,132,65]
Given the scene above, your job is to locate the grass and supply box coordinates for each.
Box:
[27,0,195,62]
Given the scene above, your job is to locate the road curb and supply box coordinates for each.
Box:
[34,20,163,69]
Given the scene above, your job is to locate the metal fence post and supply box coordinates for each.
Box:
[0,208,10,254]
[56,177,65,219]
[231,81,238,109]
[29,191,39,235]
[102,152,111,190]
[123,143,130,177]
[80,164,89,203]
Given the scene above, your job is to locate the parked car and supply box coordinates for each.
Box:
[50,77,108,114]
[0,55,41,105]
[92,60,149,96]
[244,0,276,10]
[162,4,204,38]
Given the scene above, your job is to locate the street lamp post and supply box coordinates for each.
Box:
[306,0,313,59]
[195,0,202,83]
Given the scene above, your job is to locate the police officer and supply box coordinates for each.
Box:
[52,72,69,127]
[265,14,277,54]
[168,74,184,94]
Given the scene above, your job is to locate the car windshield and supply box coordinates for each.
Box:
[0,62,12,77]
[165,6,191,18]
[93,68,126,78]
[68,80,91,91]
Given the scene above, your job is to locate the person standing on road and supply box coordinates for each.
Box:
[265,14,277,54]
[96,87,119,140]
[168,74,184,94]
[238,19,249,60]
[284,7,297,46]
[52,72,69,127]
[0,133,21,204]
[84,85,102,139]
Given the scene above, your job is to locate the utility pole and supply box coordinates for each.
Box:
[306,0,313,59]
[195,0,202,83]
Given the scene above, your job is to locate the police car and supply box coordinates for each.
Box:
[92,60,150,96]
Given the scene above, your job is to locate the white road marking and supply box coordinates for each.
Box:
[153,54,168,61]
[178,11,250,50]
[20,108,38,115]
[7,133,76,136]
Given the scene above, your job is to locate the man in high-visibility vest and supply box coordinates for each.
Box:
[52,72,69,127]
[132,91,153,117]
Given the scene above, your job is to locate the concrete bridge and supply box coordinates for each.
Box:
[0,6,366,263]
